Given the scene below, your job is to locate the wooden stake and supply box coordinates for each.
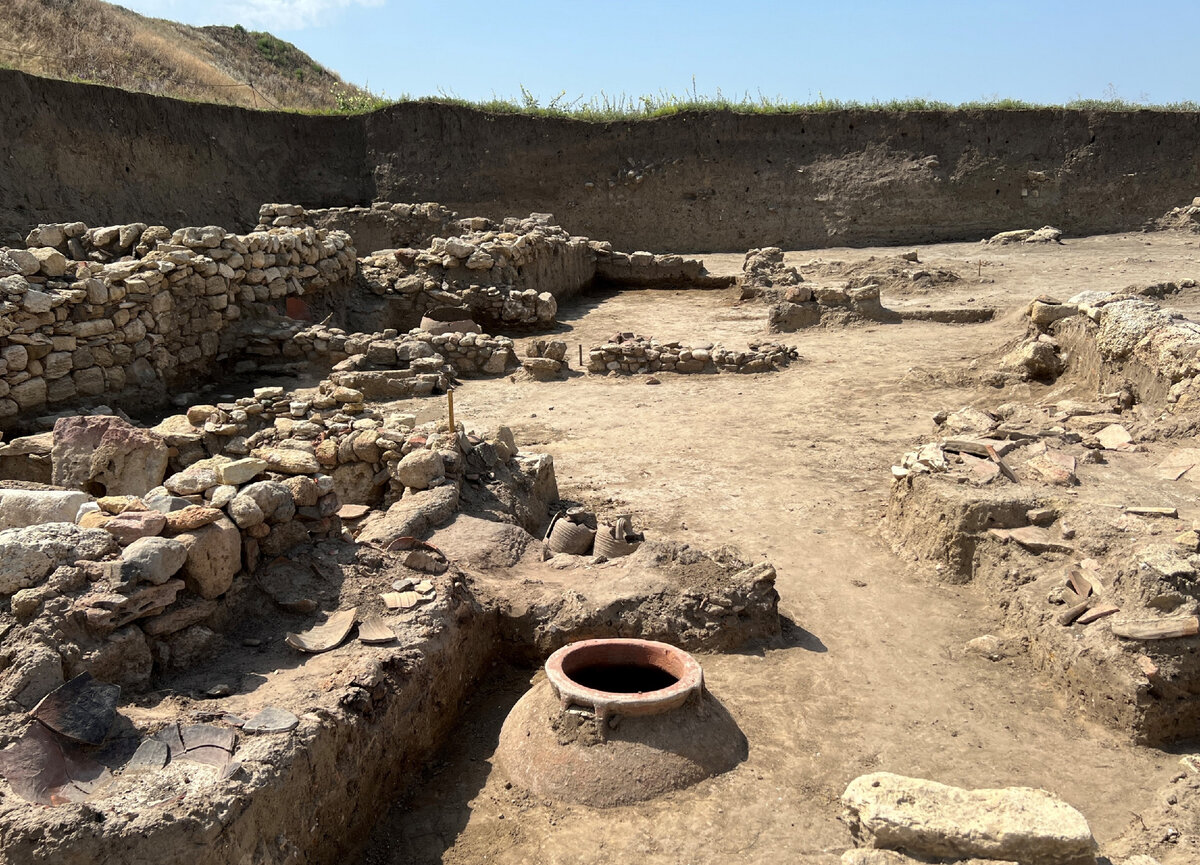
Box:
[447,388,455,433]
[579,344,583,367]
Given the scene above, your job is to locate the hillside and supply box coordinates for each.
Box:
[0,0,374,111]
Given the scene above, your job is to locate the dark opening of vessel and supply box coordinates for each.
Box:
[567,663,680,694]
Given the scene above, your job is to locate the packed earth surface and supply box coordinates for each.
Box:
[357,232,1200,865]
[2,183,1200,865]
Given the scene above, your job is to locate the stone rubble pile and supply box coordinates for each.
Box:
[739,246,804,301]
[586,333,799,375]
[1150,195,1200,233]
[257,201,459,253]
[345,208,723,333]
[0,220,355,421]
[886,294,1200,743]
[739,248,900,331]
[0,403,554,707]
[258,201,458,254]
[521,338,570,380]
[355,211,590,330]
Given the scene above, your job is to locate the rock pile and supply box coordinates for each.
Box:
[739,247,804,301]
[885,294,1200,743]
[0,398,556,708]
[348,209,724,333]
[0,220,355,421]
[739,248,900,331]
[258,201,459,253]
[521,338,569,380]
[354,212,588,330]
[1150,195,1200,233]
[586,333,799,375]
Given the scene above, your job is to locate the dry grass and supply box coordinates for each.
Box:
[0,0,371,111]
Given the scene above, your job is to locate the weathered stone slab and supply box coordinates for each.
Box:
[842,772,1096,865]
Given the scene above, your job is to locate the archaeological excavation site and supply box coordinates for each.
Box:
[4,67,1200,865]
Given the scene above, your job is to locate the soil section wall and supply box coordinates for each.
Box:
[4,69,1200,250]
[0,70,366,245]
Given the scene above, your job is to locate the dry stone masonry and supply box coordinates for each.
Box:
[258,201,459,253]
[587,333,800,375]
[0,219,354,423]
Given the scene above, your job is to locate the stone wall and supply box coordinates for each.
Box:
[259,201,460,254]
[0,405,543,704]
[0,222,354,425]
[587,333,800,375]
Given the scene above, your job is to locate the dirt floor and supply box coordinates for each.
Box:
[358,232,1200,865]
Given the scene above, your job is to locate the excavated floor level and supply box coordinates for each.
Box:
[359,232,1200,865]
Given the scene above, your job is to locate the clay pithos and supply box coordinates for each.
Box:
[547,517,595,555]
[419,306,480,336]
[593,516,642,559]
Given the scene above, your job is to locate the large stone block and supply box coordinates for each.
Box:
[0,489,90,530]
[51,415,170,496]
[842,772,1097,865]
[175,516,241,599]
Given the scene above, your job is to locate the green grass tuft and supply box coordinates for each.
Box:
[337,85,1200,120]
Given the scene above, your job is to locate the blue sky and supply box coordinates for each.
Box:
[116,1,1200,105]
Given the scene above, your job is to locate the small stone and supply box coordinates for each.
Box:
[332,386,364,403]
[176,517,241,599]
[163,506,223,533]
[392,450,445,490]
[97,496,148,515]
[1095,423,1133,450]
[337,504,371,520]
[253,447,320,475]
[209,485,238,509]
[215,458,267,486]
[227,495,265,529]
[164,468,220,496]
[103,510,166,545]
[118,536,189,585]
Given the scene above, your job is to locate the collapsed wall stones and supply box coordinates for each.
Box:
[258,201,459,252]
[885,291,1200,745]
[0,405,546,705]
[739,247,900,331]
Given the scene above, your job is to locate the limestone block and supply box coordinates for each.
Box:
[841,772,1096,865]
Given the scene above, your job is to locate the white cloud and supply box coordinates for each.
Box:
[116,0,385,30]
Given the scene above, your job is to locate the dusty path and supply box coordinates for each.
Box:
[360,233,1200,864]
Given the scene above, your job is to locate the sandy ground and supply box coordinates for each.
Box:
[358,232,1200,865]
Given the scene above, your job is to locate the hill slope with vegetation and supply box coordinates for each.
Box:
[0,0,375,111]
